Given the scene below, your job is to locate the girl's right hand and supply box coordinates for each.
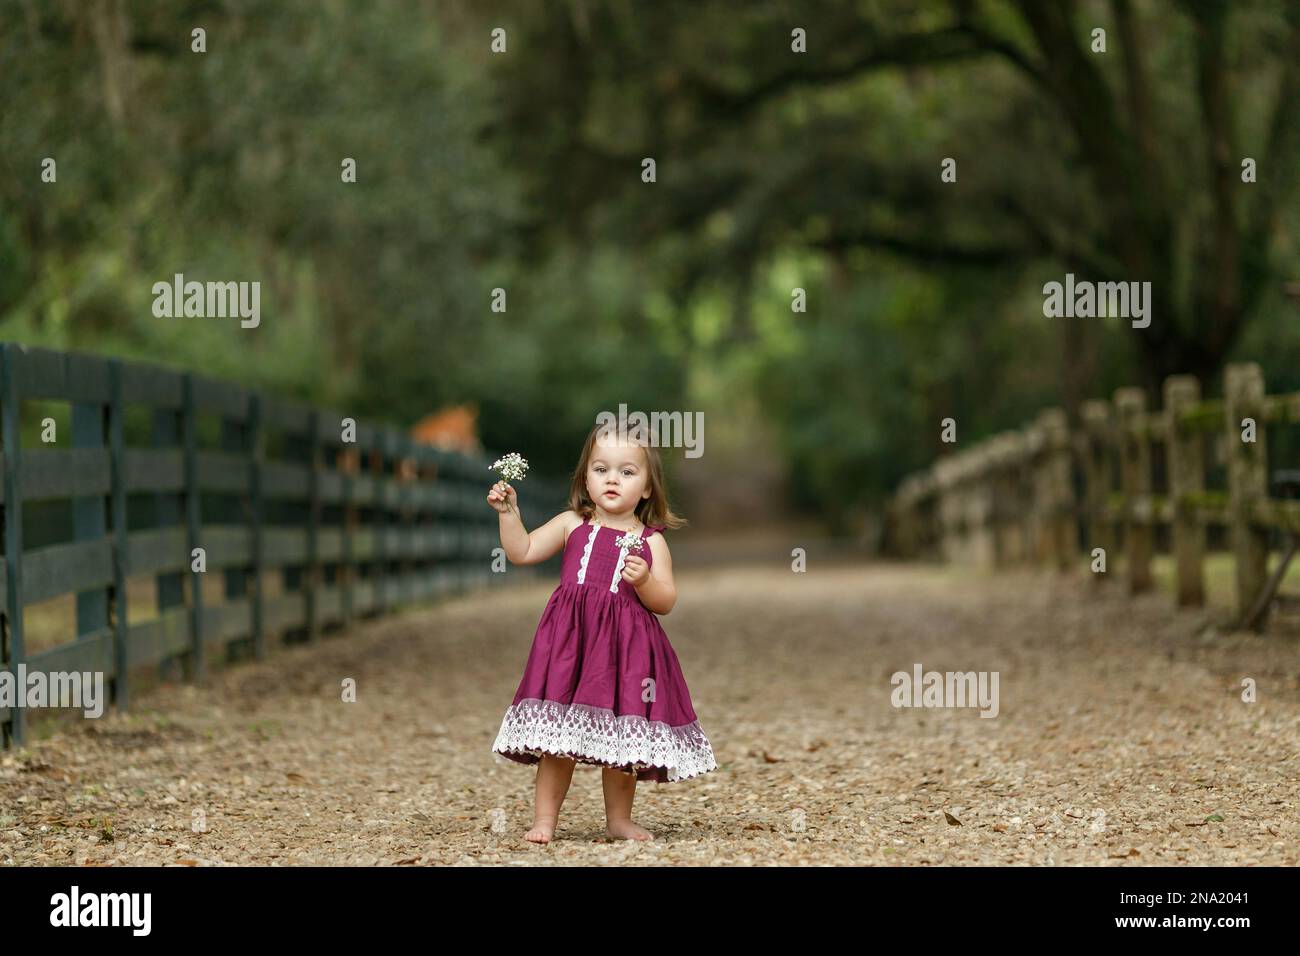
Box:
[487,480,518,514]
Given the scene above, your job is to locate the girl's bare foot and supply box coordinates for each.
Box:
[606,818,654,841]
[525,819,556,844]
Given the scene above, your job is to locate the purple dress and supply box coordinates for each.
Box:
[491,515,718,782]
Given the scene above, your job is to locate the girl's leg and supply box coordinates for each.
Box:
[602,765,654,841]
[526,754,576,844]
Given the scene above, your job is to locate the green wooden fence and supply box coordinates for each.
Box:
[0,342,564,748]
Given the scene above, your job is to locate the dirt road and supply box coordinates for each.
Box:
[3,563,1297,865]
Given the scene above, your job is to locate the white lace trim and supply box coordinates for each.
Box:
[492,697,718,782]
[608,526,644,593]
[574,520,600,584]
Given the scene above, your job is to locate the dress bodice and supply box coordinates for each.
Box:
[558,515,664,604]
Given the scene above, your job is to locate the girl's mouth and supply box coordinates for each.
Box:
[604,491,619,498]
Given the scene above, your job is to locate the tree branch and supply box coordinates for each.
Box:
[812,226,1031,267]
[1111,0,1166,207]
[1241,6,1300,318]
[951,0,1051,89]
[681,24,1031,121]
[1010,0,1155,273]
[1188,0,1242,359]
[997,194,1123,277]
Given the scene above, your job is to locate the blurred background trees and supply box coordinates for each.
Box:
[2,0,1297,532]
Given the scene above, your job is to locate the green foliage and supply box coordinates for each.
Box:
[3,0,1298,524]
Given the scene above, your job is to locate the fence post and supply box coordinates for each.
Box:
[986,437,1009,565]
[1164,375,1205,607]
[151,397,184,683]
[1224,362,1268,622]
[998,434,1027,564]
[955,457,973,563]
[398,435,414,604]
[340,432,354,631]
[71,363,110,681]
[108,360,131,711]
[249,394,265,659]
[891,481,915,558]
[1079,399,1113,580]
[1020,424,1043,563]
[1010,433,1032,563]
[306,410,320,644]
[1,345,27,747]
[373,431,388,615]
[1115,387,1153,593]
[182,374,205,682]
[220,405,249,660]
[941,455,961,561]
[1039,408,1074,571]
[967,448,996,567]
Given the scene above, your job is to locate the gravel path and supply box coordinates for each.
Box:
[3,562,1297,866]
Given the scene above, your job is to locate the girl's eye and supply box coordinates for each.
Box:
[622,470,634,477]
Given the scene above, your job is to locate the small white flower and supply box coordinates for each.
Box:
[615,532,644,554]
[489,452,529,484]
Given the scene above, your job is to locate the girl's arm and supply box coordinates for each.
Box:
[496,506,578,566]
[629,533,676,614]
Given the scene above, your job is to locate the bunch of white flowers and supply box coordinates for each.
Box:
[489,452,529,486]
[614,531,644,554]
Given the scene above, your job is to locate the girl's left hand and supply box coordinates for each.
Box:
[621,554,650,586]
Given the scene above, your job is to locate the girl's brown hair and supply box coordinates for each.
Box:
[567,421,688,531]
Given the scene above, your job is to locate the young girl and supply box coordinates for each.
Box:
[487,422,717,843]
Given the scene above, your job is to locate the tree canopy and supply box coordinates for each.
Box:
[2,0,1297,527]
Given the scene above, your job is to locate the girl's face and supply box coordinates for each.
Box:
[586,437,651,515]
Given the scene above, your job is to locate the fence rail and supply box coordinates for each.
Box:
[0,342,564,748]
[888,362,1300,627]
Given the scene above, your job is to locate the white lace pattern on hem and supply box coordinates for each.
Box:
[492,698,718,782]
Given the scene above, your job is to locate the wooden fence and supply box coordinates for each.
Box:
[887,362,1300,627]
[0,342,565,748]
